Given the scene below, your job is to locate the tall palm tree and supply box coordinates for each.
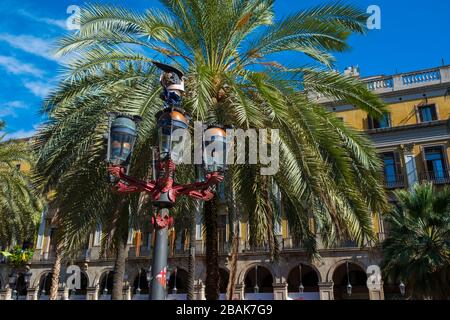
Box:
[0,121,42,249]
[382,182,450,300]
[34,0,388,299]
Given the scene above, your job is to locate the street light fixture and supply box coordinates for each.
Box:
[346,261,352,296]
[203,125,228,174]
[107,114,141,167]
[136,270,142,294]
[172,267,178,294]
[298,263,304,294]
[106,61,226,300]
[399,281,406,297]
[254,265,259,294]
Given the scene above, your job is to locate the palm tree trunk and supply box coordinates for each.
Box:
[111,238,127,300]
[186,207,196,300]
[110,198,128,300]
[49,245,62,300]
[226,230,239,300]
[204,194,219,300]
[225,173,238,300]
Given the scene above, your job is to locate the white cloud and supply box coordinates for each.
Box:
[4,101,27,108]
[17,9,67,30]
[2,124,40,140]
[24,81,53,98]
[0,101,28,118]
[0,55,44,77]
[0,33,58,62]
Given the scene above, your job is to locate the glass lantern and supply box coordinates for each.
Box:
[107,113,141,167]
[156,108,190,163]
[203,125,227,173]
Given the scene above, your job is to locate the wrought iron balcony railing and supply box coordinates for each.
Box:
[419,170,450,184]
[384,174,405,189]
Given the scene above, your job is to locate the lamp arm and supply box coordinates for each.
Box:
[173,171,223,200]
[108,166,156,193]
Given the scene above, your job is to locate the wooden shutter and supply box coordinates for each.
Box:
[135,230,141,257]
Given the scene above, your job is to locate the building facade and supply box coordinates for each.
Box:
[1,65,449,301]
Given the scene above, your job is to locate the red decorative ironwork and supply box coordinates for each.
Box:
[107,161,223,205]
[155,267,167,288]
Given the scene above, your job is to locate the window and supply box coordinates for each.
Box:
[381,152,402,186]
[424,146,447,179]
[369,113,391,129]
[418,104,438,122]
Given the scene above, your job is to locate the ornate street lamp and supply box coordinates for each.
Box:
[107,113,141,168]
[203,125,227,174]
[399,281,406,297]
[346,261,352,296]
[106,61,225,300]
[298,263,304,294]
[155,108,190,164]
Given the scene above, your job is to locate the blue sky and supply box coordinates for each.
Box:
[0,0,449,139]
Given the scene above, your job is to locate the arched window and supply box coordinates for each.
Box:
[332,262,369,300]
[69,272,88,299]
[38,272,52,299]
[244,266,273,293]
[168,268,188,294]
[99,271,114,298]
[287,264,319,293]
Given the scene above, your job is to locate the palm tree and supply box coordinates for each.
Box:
[382,182,450,300]
[34,0,388,299]
[0,121,42,249]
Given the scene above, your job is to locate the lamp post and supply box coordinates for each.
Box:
[106,61,226,300]
[172,267,178,294]
[254,265,259,294]
[298,263,304,294]
[346,261,352,296]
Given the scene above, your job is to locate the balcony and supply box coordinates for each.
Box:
[384,174,405,189]
[419,170,450,184]
[312,65,450,103]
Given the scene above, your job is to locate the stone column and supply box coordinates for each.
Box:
[26,287,38,300]
[272,282,288,300]
[194,282,205,300]
[233,284,245,300]
[318,282,334,300]
[122,286,132,300]
[86,286,99,300]
[368,288,384,300]
[0,288,12,300]
[57,287,69,300]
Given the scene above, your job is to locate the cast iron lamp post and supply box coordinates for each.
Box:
[106,62,226,300]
